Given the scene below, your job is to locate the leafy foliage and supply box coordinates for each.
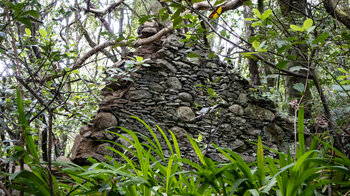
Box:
[2,116,350,195]
[1,0,350,195]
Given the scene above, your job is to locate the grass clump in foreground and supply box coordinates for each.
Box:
[3,113,350,195]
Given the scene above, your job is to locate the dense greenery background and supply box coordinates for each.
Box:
[1,0,350,195]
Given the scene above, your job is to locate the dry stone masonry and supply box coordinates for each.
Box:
[71,22,294,165]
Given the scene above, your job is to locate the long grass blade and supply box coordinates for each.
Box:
[16,87,39,162]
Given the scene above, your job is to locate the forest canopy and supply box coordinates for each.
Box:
[1,0,350,195]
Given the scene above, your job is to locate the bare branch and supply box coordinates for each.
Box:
[40,27,173,83]
[85,0,124,15]
[193,0,249,15]
[79,22,118,62]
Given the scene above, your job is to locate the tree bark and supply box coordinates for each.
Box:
[244,6,261,86]
[323,0,350,29]
[279,0,313,118]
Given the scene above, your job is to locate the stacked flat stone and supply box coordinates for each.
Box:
[71,23,294,165]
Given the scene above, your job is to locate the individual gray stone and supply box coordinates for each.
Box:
[230,117,247,124]
[179,92,193,102]
[149,82,165,93]
[264,123,284,144]
[164,34,184,48]
[218,99,229,107]
[79,126,91,135]
[170,126,190,141]
[93,112,119,131]
[244,104,275,122]
[166,77,182,90]
[96,143,113,156]
[197,71,209,78]
[230,139,246,152]
[206,62,218,69]
[238,93,248,104]
[176,106,195,122]
[247,129,261,135]
[129,90,152,101]
[156,59,177,73]
[229,104,244,116]
[82,131,92,137]
[174,61,191,69]
[91,131,114,140]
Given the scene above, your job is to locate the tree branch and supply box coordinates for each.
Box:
[41,27,172,82]
[84,0,124,15]
[79,22,118,62]
[323,0,350,29]
[74,27,172,70]
[193,0,250,16]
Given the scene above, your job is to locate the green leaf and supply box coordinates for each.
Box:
[337,75,349,80]
[312,32,329,44]
[252,21,264,27]
[8,2,25,15]
[135,56,143,62]
[22,10,39,19]
[25,28,31,37]
[230,178,248,194]
[159,8,169,21]
[39,28,47,37]
[261,9,272,20]
[302,18,313,31]
[173,16,183,28]
[16,88,39,163]
[290,24,304,32]
[293,83,304,93]
[241,52,259,57]
[5,146,26,163]
[338,68,348,74]
[252,40,259,50]
[258,48,267,52]
[166,155,175,193]
[244,18,258,21]
[220,30,227,37]
[17,17,32,28]
[257,136,265,185]
[244,189,260,196]
[253,9,261,19]
[188,135,206,166]
[276,60,288,70]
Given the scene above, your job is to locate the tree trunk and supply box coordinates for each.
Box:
[244,6,261,86]
[279,0,313,118]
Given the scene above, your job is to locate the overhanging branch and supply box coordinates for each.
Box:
[323,0,350,29]
[84,0,124,15]
[41,27,173,82]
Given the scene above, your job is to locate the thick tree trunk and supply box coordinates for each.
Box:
[244,6,261,86]
[257,0,275,88]
[279,0,313,118]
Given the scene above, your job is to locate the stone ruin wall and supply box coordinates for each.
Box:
[71,22,294,165]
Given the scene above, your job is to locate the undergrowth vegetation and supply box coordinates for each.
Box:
[1,104,350,195]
